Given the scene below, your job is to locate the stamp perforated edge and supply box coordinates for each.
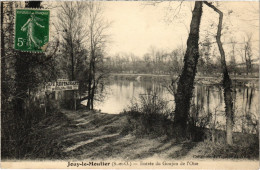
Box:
[14,7,50,53]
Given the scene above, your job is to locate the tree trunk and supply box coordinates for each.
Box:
[70,32,75,110]
[173,1,203,139]
[70,37,74,81]
[87,24,95,110]
[1,2,6,95]
[90,59,96,110]
[1,2,5,79]
[86,60,92,110]
[244,46,249,75]
[204,1,234,145]
[87,52,94,110]
[91,81,95,110]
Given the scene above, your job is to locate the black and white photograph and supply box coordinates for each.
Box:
[1,1,259,169]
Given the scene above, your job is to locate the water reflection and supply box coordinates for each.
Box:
[95,79,259,133]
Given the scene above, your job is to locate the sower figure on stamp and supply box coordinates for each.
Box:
[21,12,45,49]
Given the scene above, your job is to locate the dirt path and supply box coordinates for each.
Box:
[44,109,199,160]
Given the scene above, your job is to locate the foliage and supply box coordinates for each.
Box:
[122,91,174,137]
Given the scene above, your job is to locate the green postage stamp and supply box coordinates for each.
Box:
[15,9,50,52]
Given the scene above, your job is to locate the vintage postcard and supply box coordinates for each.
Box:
[1,1,259,170]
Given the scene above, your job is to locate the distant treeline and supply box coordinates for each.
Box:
[104,47,259,76]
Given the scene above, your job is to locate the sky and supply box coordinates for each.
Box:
[102,1,191,56]
[101,1,259,61]
[44,1,259,61]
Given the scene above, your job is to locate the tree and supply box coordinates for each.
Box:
[243,33,253,75]
[173,1,203,139]
[200,34,212,74]
[1,2,13,113]
[85,2,110,110]
[229,37,237,75]
[204,1,234,145]
[168,48,184,75]
[56,2,88,109]
[57,2,87,81]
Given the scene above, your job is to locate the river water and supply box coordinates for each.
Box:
[93,78,259,133]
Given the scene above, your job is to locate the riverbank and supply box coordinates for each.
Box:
[5,109,257,160]
[110,73,259,87]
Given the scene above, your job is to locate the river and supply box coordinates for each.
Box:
[88,78,258,133]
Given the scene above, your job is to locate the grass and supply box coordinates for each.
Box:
[194,132,259,159]
[123,109,259,159]
[22,111,73,159]
[1,111,72,160]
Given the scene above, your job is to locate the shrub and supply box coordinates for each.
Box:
[121,91,174,137]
